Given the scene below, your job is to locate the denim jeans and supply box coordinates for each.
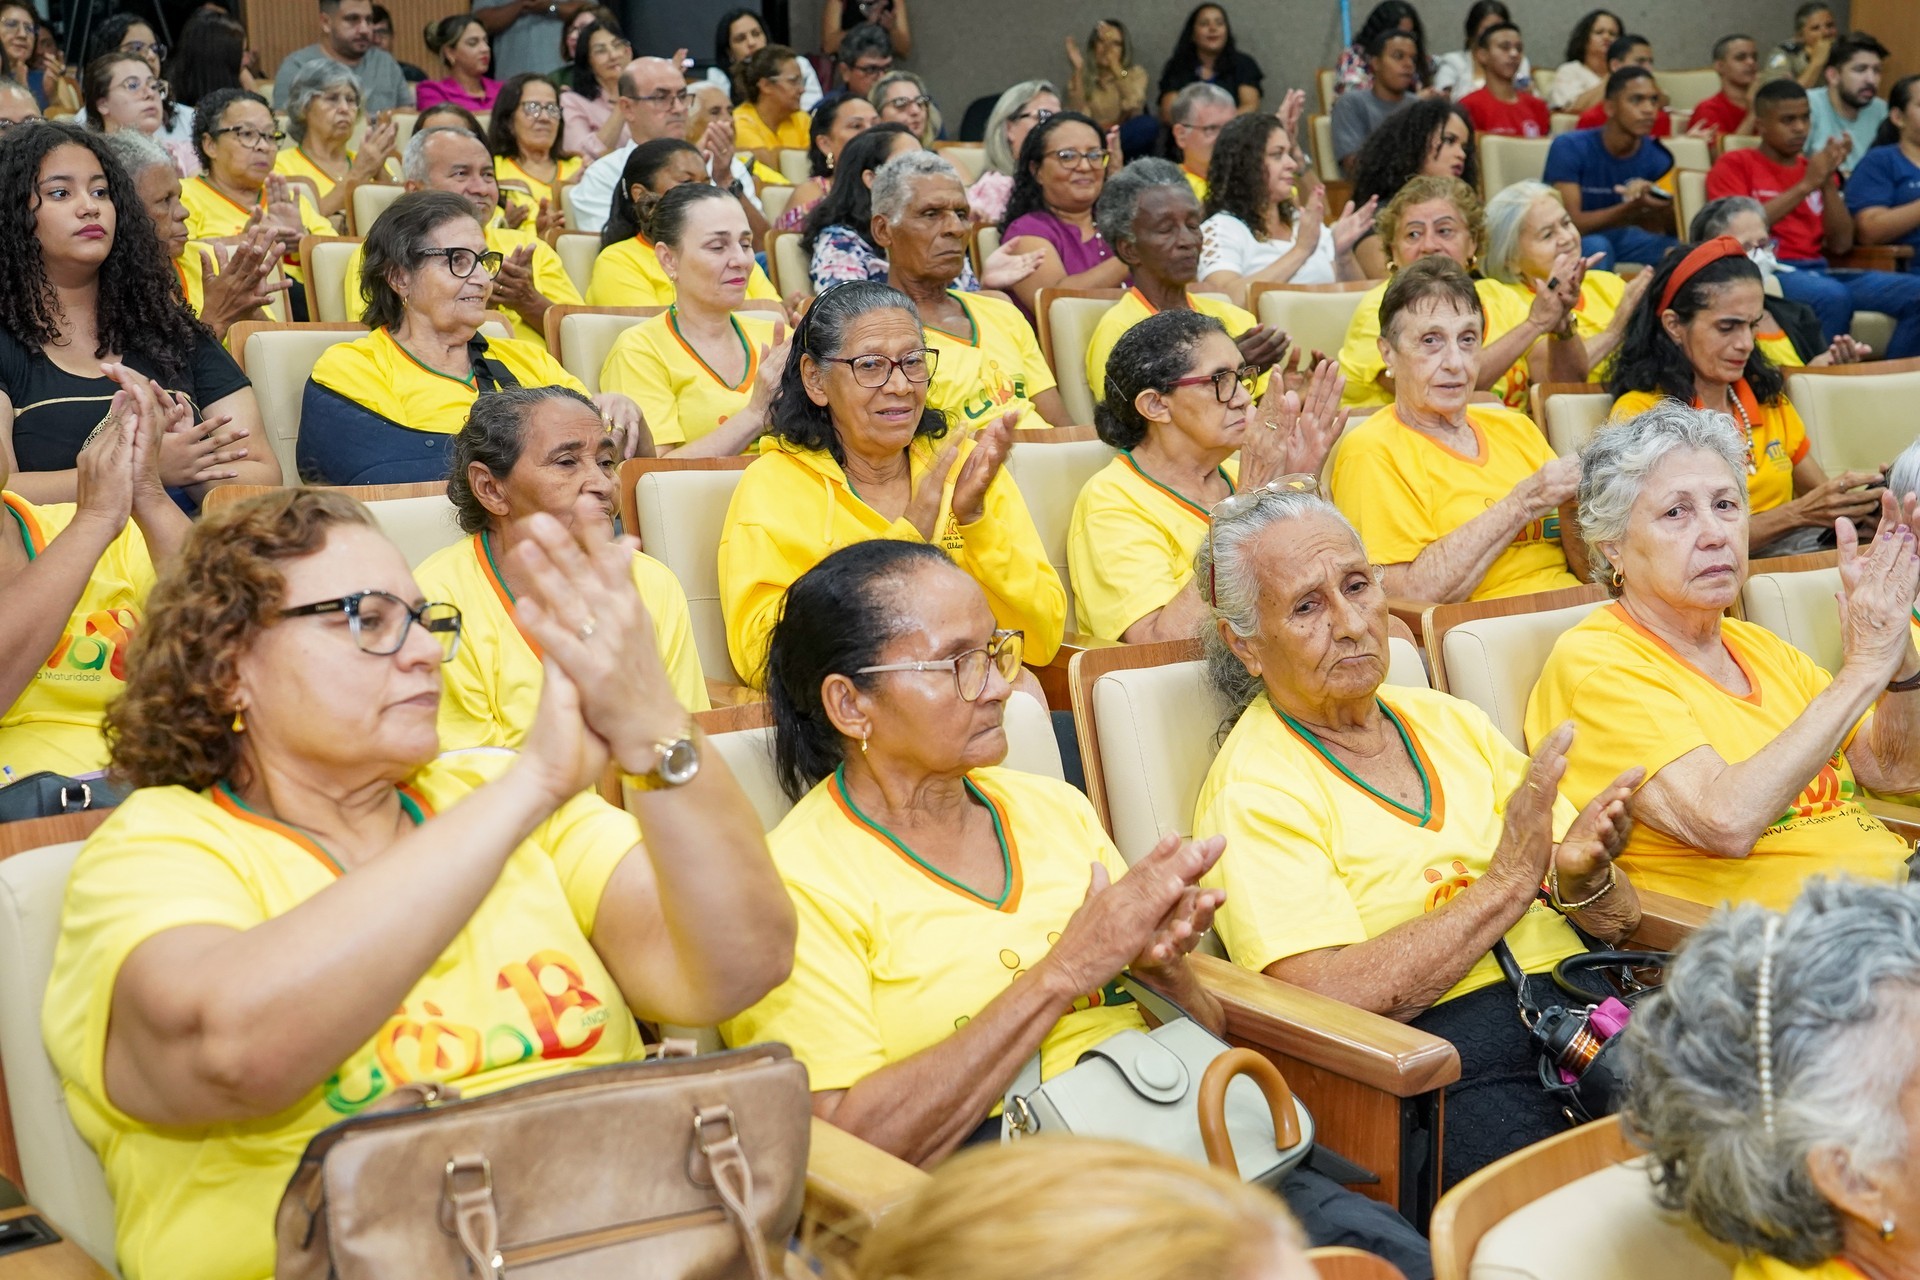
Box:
[1778,260,1920,359]
[1582,225,1680,272]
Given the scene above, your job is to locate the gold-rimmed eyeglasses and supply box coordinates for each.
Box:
[857,630,1024,701]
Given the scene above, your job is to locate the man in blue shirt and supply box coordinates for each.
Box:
[1846,76,1920,266]
[1804,32,1888,176]
[1544,67,1678,270]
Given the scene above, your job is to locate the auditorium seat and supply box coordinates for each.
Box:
[1310,114,1339,183]
[1785,362,1920,472]
[554,231,602,296]
[1476,136,1552,198]
[1655,68,1720,113]
[759,184,795,227]
[767,230,813,298]
[1739,551,1841,672]
[1528,382,1613,457]
[1674,169,1708,243]
[970,225,1001,282]
[932,142,984,183]
[617,457,756,687]
[1420,584,1610,749]
[999,425,1118,626]
[1251,282,1375,372]
[348,182,405,236]
[1663,134,1712,173]
[201,481,464,569]
[543,304,662,392]
[1034,287,1123,426]
[1717,134,1761,154]
[777,148,812,186]
[302,234,364,324]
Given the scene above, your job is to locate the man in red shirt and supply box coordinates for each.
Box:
[1689,34,1759,139]
[1459,22,1550,138]
[1575,34,1672,136]
[1706,78,1920,358]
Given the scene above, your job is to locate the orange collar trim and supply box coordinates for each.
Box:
[1606,603,1762,706]
[474,531,543,660]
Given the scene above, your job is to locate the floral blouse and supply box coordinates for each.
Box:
[808,224,981,294]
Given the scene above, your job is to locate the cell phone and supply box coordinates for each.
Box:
[1645,187,1672,201]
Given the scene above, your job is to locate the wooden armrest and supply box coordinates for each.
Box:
[0,1205,113,1277]
[1864,796,1920,845]
[1190,954,1460,1096]
[802,1116,927,1260]
[704,678,765,708]
[1832,244,1915,271]
[1028,631,1126,711]
[1385,598,1437,641]
[1626,888,1711,953]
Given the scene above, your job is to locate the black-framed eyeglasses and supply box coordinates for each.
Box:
[417,246,505,278]
[1011,106,1056,125]
[1205,475,1322,606]
[818,347,939,388]
[1170,364,1261,403]
[1049,147,1109,169]
[518,100,563,119]
[858,630,1024,701]
[850,60,893,75]
[279,591,463,660]
[114,75,168,97]
[210,125,286,149]
[882,94,931,111]
[624,88,697,107]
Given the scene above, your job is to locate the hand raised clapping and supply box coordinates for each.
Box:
[1837,489,1920,689]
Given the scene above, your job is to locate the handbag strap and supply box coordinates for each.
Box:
[696,1105,775,1280]
[445,1155,504,1280]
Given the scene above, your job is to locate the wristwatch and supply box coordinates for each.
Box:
[623,722,701,791]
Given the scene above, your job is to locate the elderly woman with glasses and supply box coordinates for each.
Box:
[1527,405,1920,910]
[1626,879,1920,1280]
[967,80,1062,227]
[302,191,645,485]
[1068,309,1343,642]
[719,280,1063,687]
[488,73,582,226]
[181,88,334,310]
[42,486,794,1280]
[1329,255,1583,603]
[82,50,200,177]
[271,59,400,229]
[1193,483,1643,1186]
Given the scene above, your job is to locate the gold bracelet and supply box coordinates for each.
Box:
[1548,863,1616,912]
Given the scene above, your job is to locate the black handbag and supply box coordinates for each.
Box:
[1495,939,1669,1125]
[0,771,124,825]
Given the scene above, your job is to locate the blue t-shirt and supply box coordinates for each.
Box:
[1542,128,1674,213]
[1844,144,1920,254]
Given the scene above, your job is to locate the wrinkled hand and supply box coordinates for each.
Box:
[1248,357,1345,485]
[981,242,1045,289]
[949,411,1016,525]
[198,228,291,335]
[1552,762,1643,890]
[747,320,791,411]
[261,175,305,241]
[350,117,399,181]
[592,392,651,459]
[1330,194,1378,257]
[491,242,541,311]
[703,120,737,187]
[1795,469,1883,527]
[1837,490,1920,686]
[1519,456,1580,515]
[1233,323,1292,374]
[1044,833,1227,1001]
[1488,722,1574,895]
[1526,248,1594,333]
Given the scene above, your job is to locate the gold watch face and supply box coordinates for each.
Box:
[658,736,700,786]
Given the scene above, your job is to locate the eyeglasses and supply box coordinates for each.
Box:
[850,60,893,75]
[818,347,939,387]
[1048,147,1110,169]
[114,76,167,98]
[858,630,1024,702]
[1204,475,1322,606]
[519,100,563,119]
[593,37,634,57]
[1011,107,1056,125]
[0,18,31,36]
[765,72,807,86]
[121,39,167,59]
[882,94,931,112]
[624,88,697,108]
[279,591,463,660]
[1180,121,1225,140]
[211,125,286,149]
[1170,364,1261,403]
[417,246,505,278]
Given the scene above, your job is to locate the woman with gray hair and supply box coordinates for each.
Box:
[871,69,941,146]
[1481,181,1646,383]
[271,58,398,230]
[1192,482,1643,1185]
[1624,877,1920,1280]
[967,80,1062,225]
[1083,157,1290,405]
[1527,402,1920,909]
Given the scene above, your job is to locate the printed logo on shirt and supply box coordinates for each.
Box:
[1423,859,1475,911]
[39,608,139,684]
[959,358,1028,423]
[1775,754,1854,826]
[1514,511,1561,547]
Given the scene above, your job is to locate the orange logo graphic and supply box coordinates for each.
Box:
[1423,860,1474,911]
[497,949,608,1059]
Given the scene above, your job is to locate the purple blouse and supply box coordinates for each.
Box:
[414,78,502,113]
[1002,208,1121,318]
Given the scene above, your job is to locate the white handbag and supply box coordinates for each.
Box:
[1001,978,1315,1187]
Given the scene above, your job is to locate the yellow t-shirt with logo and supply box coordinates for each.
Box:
[719,765,1148,1092]
[1194,686,1585,1002]
[496,153,584,223]
[732,104,811,154]
[584,235,781,308]
[1525,605,1910,908]
[340,223,583,343]
[416,532,708,751]
[43,749,648,1280]
[599,309,777,448]
[0,494,154,776]
[1329,403,1579,600]
[179,175,333,282]
[924,291,1058,432]
[310,326,587,436]
[1338,275,1535,411]
[1611,385,1807,516]
[1086,288,1266,404]
[1067,452,1237,640]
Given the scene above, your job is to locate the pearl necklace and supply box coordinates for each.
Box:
[1722,388,1758,475]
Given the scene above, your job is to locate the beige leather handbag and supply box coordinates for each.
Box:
[274,1042,810,1279]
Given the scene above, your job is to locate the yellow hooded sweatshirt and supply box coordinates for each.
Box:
[718,434,1066,687]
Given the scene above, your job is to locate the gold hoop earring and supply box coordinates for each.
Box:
[1608,566,1625,590]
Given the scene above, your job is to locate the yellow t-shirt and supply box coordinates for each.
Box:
[43,750,648,1280]
[1328,403,1579,600]
[310,326,587,436]
[1338,274,1535,411]
[340,223,583,344]
[1194,686,1584,1002]
[599,308,776,448]
[1489,271,1627,383]
[1182,166,1209,203]
[416,532,709,752]
[923,290,1058,432]
[719,437,1066,685]
[1734,1255,1869,1280]
[1611,385,1808,516]
[1758,328,1803,369]
[719,765,1148,1092]
[585,234,781,308]
[0,494,154,776]
[1085,288,1266,404]
[171,242,222,318]
[1525,605,1910,908]
[179,175,332,281]
[271,145,398,199]
[732,103,811,154]
[1067,452,1237,639]
[496,153,584,222]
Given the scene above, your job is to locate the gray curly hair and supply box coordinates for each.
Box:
[283,57,361,145]
[1093,157,1193,253]
[1886,435,1920,508]
[1578,402,1748,593]
[1624,878,1920,1268]
[871,149,963,226]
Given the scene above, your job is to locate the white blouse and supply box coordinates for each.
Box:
[1199,212,1339,286]
[1546,61,1601,111]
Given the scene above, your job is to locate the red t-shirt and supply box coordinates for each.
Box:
[1706,148,1824,261]
[1459,88,1551,138]
[1687,91,1751,138]
[1576,102,1673,136]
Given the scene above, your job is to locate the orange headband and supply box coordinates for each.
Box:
[1658,235,1747,312]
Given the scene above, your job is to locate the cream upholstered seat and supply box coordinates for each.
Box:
[1719,133,1761,153]
[304,235,364,323]
[759,184,794,228]
[554,231,601,296]
[933,143,984,184]
[1663,134,1712,173]
[1786,367,1920,472]
[1476,136,1552,197]
[970,225,1001,281]
[1252,284,1372,370]
[202,481,464,570]
[777,148,812,186]
[999,429,1117,626]
[1674,170,1708,243]
[1655,68,1721,113]
[0,841,121,1273]
[1425,588,1610,749]
[1742,562,1842,672]
[349,182,404,236]
[227,322,368,480]
[1036,289,1120,427]
[768,230,813,298]
[1548,112,1577,136]
[1310,114,1338,182]
[1533,384,1613,457]
[544,305,661,393]
[621,460,754,686]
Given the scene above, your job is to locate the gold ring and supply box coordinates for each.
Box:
[577,617,597,641]
[1263,420,1278,431]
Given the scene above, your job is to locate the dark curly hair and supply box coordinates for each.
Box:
[447,384,600,534]
[106,488,378,791]
[999,110,1103,233]
[1608,249,1784,406]
[1563,9,1623,66]
[770,280,947,462]
[1095,310,1228,449]
[565,18,624,101]
[488,72,573,163]
[0,122,202,384]
[1347,98,1477,213]
[1203,112,1291,236]
[800,122,913,254]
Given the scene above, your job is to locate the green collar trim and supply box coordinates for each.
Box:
[832,764,1011,907]
[1275,699,1432,824]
